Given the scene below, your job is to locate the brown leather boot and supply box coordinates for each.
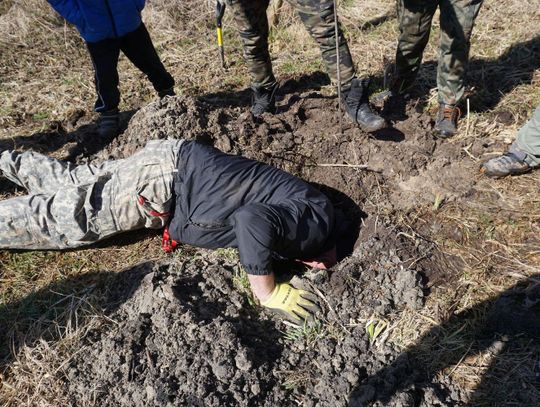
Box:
[434,103,460,139]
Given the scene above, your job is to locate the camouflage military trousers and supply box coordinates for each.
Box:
[395,0,483,105]
[0,139,183,250]
[228,0,355,91]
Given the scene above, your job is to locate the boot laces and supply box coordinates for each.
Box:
[442,105,460,121]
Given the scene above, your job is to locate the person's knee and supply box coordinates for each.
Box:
[234,205,261,226]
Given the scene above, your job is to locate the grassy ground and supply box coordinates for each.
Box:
[1,0,539,405]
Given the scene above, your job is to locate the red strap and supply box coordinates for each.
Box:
[162,226,178,253]
[138,195,170,217]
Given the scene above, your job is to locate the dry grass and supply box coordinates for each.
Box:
[1,0,540,405]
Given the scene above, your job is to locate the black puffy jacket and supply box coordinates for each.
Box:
[168,141,334,275]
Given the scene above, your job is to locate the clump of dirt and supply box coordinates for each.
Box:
[65,221,466,406]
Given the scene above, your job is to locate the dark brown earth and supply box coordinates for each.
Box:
[3,88,539,406]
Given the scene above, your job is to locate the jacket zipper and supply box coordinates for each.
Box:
[188,220,230,230]
[103,0,119,37]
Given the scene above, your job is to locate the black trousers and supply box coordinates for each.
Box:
[86,23,174,113]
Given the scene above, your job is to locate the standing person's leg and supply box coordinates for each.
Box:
[86,38,122,138]
[437,0,483,106]
[513,104,540,168]
[287,0,354,90]
[0,150,120,195]
[86,39,121,113]
[120,23,175,97]
[434,0,483,138]
[482,104,540,177]
[228,0,278,116]
[394,0,438,92]
[288,0,385,131]
[229,0,274,89]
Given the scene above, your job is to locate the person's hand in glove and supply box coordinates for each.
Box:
[260,283,320,326]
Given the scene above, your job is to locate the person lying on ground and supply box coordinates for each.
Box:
[482,103,540,178]
[381,0,483,139]
[46,0,175,139]
[227,0,386,132]
[0,139,337,325]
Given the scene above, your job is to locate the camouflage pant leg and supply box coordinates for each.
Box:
[0,139,183,250]
[395,0,438,90]
[437,0,483,105]
[0,150,119,194]
[287,0,355,90]
[227,0,276,89]
[512,104,540,168]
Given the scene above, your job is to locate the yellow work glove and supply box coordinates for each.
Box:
[260,283,320,326]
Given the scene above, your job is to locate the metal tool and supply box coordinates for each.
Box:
[216,0,226,68]
[333,0,343,135]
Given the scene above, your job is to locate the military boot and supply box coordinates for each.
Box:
[434,103,460,139]
[481,152,531,178]
[251,82,279,117]
[98,109,119,140]
[342,78,386,132]
[158,87,175,98]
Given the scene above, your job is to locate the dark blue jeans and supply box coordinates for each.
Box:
[86,23,174,112]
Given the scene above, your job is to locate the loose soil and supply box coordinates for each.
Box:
[5,90,540,405]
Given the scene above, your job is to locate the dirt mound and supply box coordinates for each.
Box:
[93,92,489,212]
[64,221,467,406]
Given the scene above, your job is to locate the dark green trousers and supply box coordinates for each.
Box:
[395,0,483,105]
[228,0,355,90]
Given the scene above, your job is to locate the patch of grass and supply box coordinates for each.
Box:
[215,247,239,263]
[32,112,49,121]
[231,264,256,306]
[283,319,324,345]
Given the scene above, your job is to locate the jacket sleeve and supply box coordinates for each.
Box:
[134,0,146,11]
[47,0,85,27]
[233,203,289,276]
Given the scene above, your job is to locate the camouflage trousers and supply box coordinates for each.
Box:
[228,0,355,91]
[0,139,183,250]
[395,0,483,105]
[511,103,540,168]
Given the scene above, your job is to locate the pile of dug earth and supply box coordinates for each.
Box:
[65,92,499,406]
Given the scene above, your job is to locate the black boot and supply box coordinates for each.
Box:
[158,87,175,98]
[434,103,460,139]
[342,78,386,132]
[251,82,279,117]
[98,109,119,140]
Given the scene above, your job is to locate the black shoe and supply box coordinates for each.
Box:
[251,83,278,117]
[98,109,119,140]
[158,87,175,98]
[434,103,460,139]
[342,78,386,132]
